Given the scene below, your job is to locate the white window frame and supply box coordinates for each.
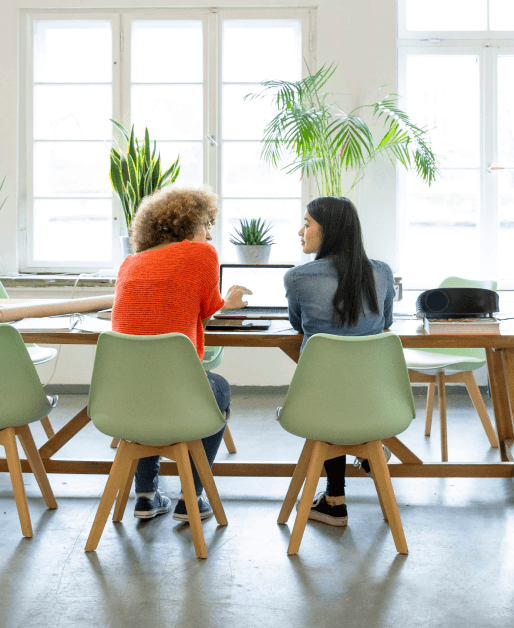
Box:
[398,23,514,289]
[19,7,316,273]
[397,0,514,41]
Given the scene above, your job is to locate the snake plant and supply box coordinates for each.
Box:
[109,120,180,228]
[246,64,439,198]
[230,218,275,245]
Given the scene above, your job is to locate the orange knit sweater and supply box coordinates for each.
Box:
[111,241,224,361]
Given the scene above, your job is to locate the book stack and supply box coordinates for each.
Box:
[423,317,500,334]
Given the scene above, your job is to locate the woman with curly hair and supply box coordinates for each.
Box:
[112,186,251,522]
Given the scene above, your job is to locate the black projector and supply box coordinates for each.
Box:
[415,288,499,320]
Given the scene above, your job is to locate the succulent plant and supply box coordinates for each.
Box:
[229,218,275,246]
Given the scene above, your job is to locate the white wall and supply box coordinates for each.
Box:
[0,0,398,386]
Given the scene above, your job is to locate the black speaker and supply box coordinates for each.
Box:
[415,288,499,319]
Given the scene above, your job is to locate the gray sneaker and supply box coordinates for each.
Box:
[354,445,392,477]
[173,491,214,522]
[134,489,171,519]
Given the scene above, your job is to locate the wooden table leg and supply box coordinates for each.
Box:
[498,348,514,461]
[486,349,514,462]
[38,406,91,459]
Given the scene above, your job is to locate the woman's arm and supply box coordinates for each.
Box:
[284,272,303,332]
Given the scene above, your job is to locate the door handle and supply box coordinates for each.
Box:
[487,165,504,174]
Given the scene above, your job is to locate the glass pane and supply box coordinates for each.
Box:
[222,84,277,140]
[131,85,203,140]
[498,171,514,281]
[406,55,480,167]
[34,21,112,83]
[34,85,112,140]
[221,199,302,263]
[131,21,203,83]
[33,142,111,198]
[490,0,514,30]
[403,169,480,284]
[498,56,514,166]
[33,199,112,262]
[222,142,301,198]
[158,141,203,187]
[223,20,302,83]
[405,0,487,31]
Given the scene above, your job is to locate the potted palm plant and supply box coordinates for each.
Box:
[230,218,275,264]
[246,64,438,197]
[109,121,180,257]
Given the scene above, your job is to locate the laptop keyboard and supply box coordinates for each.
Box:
[220,307,288,316]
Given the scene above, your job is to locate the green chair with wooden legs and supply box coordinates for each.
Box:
[277,333,415,556]
[403,277,499,462]
[85,331,228,558]
[0,280,57,439]
[109,345,236,453]
[0,324,58,537]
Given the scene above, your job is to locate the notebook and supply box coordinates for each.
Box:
[214,264,294,319]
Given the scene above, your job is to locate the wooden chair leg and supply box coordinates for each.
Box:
[223,425,237,454]
[188,439,227,526]
[0,428,32,537]
[436,373,448,461]
[462,371,499,448]
[110,438,120,449]
[425,382,436,436]
[113,456,139,522]
[278,439,315,524]
[366,440,408,554]
[15,424,57,509]
[85,441,135,552]
[40,416,55,439]
[174,442,207,559]
[288,441,327,556]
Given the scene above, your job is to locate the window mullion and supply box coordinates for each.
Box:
[481,45,498,280]
[206,10,220,249]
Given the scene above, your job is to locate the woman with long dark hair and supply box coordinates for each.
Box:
[284,196,395,526]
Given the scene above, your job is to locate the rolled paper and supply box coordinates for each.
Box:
[0,295,115,323]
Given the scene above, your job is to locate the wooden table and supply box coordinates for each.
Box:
[2,317,514,479]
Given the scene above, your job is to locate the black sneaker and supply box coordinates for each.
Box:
[299,492,348,527]
[134,489,171,519]
[354,445,392,477]
[173,491,214,522]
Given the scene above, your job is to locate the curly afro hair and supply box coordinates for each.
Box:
[129,186,219,253]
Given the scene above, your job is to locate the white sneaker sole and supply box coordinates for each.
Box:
[134,505,171,519]
[308,510,348,527]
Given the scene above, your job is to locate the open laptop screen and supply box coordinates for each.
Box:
[220,265,294,308]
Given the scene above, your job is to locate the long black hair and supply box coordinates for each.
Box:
[307,196,379,327]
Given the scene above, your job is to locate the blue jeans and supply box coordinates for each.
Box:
[134,371,231,496]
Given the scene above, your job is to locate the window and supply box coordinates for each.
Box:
[20,9,314,272]
[397,1,514,288]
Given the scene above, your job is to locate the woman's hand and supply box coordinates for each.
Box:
[222,285,253,310]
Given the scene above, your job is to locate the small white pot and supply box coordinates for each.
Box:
[234,244,272,265]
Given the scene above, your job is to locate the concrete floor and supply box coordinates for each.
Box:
[1,390,514,628]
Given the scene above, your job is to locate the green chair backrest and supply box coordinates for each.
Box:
[0,324,54,429]
[415,276,497,364]
[0,281,8,299]
[87,332,227,446]
[278,333,416,446]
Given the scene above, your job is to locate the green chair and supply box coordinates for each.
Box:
[0,324,58,537]
[404,277,499,461]
[85,332,228,558]
[276,333,415,555]
[109,344,237,452]
[0,280,57,439]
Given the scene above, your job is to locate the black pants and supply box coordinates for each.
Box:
[324,454,346,496]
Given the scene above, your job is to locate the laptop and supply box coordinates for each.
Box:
[214,264,294,319]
